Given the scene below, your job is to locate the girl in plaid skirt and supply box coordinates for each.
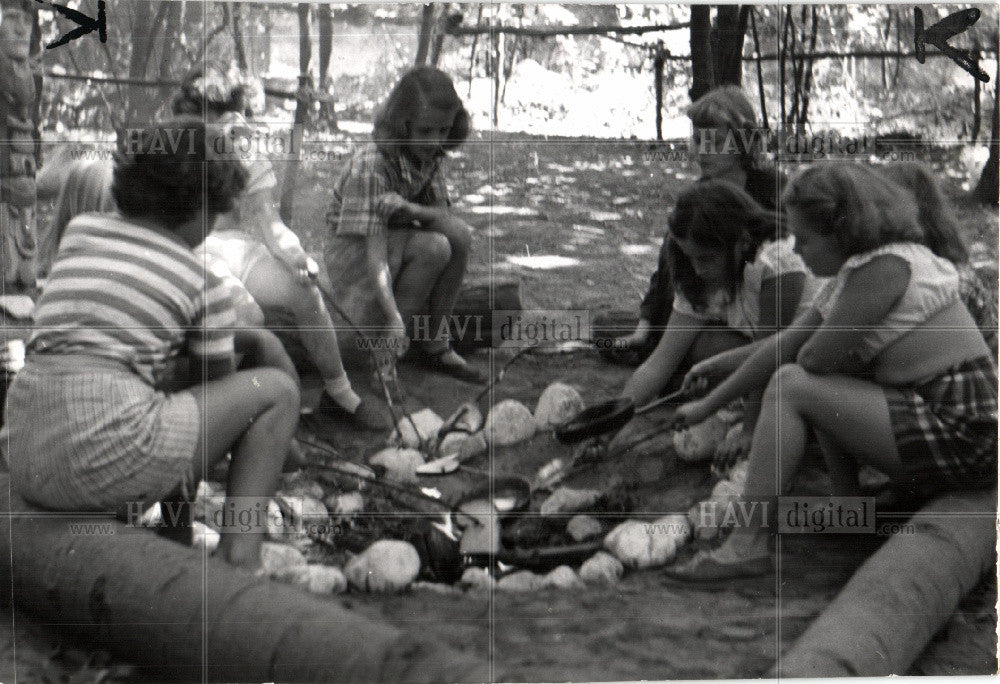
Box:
[666,163,996,580]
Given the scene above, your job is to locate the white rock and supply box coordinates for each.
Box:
[603,516,688,569]
[533,382,585,430]
[260,542,308,582]
[542,565,585,590]
[368,447,425,483]
[344,540,421,592]
[325,491,365,516]
[140,502,163,527]
[539,487,601,516]
[192,521,219,554]
[566,514,603,542]
[459,432,488,459]
[483,400,536,446]
[672,414,730,463]
[579,552,624,583]
[497,570,544,592]
[390,408,444,448]
[306,564,348,594]
[459,567,497,591]
[438,431,468,457]
[444,402,483,434]
[277,494,329,535]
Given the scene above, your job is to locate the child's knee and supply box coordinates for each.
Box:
[441,217,472,253]
[765,363,813,402]
[256,368,301,412]
[412,231,452,266]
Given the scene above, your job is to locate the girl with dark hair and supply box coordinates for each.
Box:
[603,86,785,365]
[323,67,485,383]
[621,180,818,411]
[1,119,301,569]
[173,64,389,430]
[667,164,996,579]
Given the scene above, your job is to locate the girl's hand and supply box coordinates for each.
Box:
[279,251,316,286]
[387,312,409,358]
[670,399,713,430]
[682,357,726,396]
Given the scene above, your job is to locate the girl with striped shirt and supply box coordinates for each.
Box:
[2,119,300,569]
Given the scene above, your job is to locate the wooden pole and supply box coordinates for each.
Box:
[773,490,997,677]
[654,45,665,141]
[230,1,248,71]
[466,4,483,98]
[279,4,312,225]
[414,4,436,66]
[447,21,689,38]
[0,479,489,681]
[972,47,982,143]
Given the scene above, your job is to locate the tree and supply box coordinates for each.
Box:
[414,4,436,66]
[689,5,748,102]
[972,59,999,205]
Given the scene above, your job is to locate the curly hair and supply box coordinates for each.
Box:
[666,179,784,312]
[782,163,923,258]
[170,63,264,118]
[883,162,968,264]
[112,117,247,229]
[373,67,470,155]
[687,86,763,171]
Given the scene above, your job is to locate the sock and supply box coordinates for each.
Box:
[324,375,361,413]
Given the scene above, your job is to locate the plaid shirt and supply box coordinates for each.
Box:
[326,142,450,238]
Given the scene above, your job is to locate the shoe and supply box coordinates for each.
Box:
[407,347,488,384]
[317,394,392,431]
[663,549,774,581]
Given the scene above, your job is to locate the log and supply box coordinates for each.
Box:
[449,276,523,352]
[0,477,488,682]
[772,489,997,677]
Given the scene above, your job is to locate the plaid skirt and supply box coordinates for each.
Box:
[1,356,200,510]
[887,356,998,492]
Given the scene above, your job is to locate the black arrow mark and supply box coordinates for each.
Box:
[34,0,106,49]
[914,7,989,82]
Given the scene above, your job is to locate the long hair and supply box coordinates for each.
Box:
[666,179,783,311]
[372,67,470,156]
[687,86,762,172]
[37,159,115,278]
[883,162,968,264]
[782,163,924,257]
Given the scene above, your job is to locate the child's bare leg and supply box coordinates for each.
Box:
[422,215,472,352]
[687,328,747,365]
[244,258,359,410]
[815,432,862,496]
[393,231,451,350]
[713,365,903,563]
[187,368,300,568]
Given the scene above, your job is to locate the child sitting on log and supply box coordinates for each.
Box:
[666,163,997,580]
[323,66,486,383]
[620,179,820,416]
[600,86,785,365]
[1,119,301,569]
[174,64,389,430]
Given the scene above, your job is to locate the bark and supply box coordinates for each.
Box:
[689,5,714,102]
[972,75,999,205]
[773,490,996,676]
[750,8,768,129]
[414,4,436,66]
[279,4,313,225]
[317,3,338,130]
[654,46,666,140]
[711,5,747,87]
[0,477,489,681]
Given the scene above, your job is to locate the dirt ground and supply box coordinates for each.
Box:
[1,132,996,680]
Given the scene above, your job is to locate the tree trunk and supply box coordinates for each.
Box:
[414,4,436,66]
[711,5,747,87]
[492,30,504,126]
[467,4,483,98]
[654,46,665,140]
[279,4,313,225]
[689,5,714,102]
[750,9,768,129]
[972,64,999,205]
[29,4,41,166]
[972,46,981,143]
[798,5,820,129]
[230,1,248,71]
[317,3,338,131]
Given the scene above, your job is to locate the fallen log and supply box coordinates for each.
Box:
[773,489,997,677]
[0,477,488,682]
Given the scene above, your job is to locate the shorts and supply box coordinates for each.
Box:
[2,356,200,511]
[887,356,998,492]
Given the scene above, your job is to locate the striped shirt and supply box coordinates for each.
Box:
[326,141,450,238]
[29,213,236,385]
